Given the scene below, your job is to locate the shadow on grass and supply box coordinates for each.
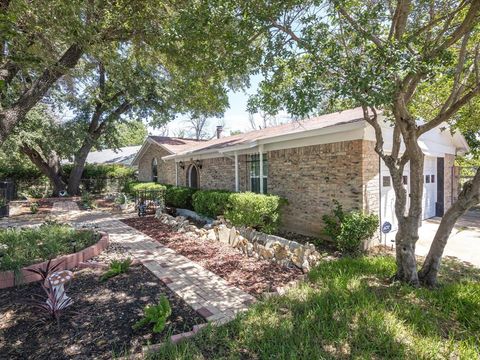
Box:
[153,256,480,360]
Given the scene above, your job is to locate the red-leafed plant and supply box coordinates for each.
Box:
[25,260,73,325]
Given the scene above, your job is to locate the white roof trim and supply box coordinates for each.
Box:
[131,137,175,166]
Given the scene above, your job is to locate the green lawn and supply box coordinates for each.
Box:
[152,256,480,359]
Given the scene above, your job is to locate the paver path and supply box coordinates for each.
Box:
[53,201,256,324]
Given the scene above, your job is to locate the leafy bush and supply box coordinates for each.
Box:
[133,296,172,333]
[323,201,379,254]
[164,185,198,209]
[192,189,286,233]
[192,190,232,218]
[30,202,39,214]
[125,182,166,196]
[225,192,286,234]
[100,258,132,282]
[0,223,98,271]
[63,163,135,180]
[80,191,95,209]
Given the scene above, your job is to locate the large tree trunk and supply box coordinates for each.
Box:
[419,168,480,286]
[0,44,83,144]
[67,142,94,196]
[20,145,66,197]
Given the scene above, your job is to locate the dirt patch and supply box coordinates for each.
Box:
[122,217,303,296]
[0,265,204,359]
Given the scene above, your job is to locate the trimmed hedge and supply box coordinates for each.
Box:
[125,182,167,195]
[164,185,198,209]
[192,190,232,219]
[192,189,286,233]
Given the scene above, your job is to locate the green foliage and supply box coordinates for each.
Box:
[192,190,232,219]
[0,223,98,271]
[100,258,132,282]
[30,202,39,214]
[225,192,286,234]
[133,296,172,334]
[62,164,136,180]
[192,189,286,233]
[323,201,379,254]
[164,185,198,209]
[80,192,95,210]
[153,256,480,359]
[96,120,148,149]
[125,182,167,196]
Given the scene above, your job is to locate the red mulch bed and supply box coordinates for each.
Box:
[122,217,303,296]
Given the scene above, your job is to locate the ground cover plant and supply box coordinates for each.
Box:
[122,217,302,295]
[0,222,99,271]
[153,255,480,359]
[133,295,172,333]
[0,266,204,359]
[100,258,133,282]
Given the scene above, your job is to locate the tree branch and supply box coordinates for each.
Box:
[337,6,384,48]
[417,83,480,135]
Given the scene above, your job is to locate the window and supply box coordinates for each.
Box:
[187,164,199,189]
[431,175,435,183]
[151,158,158,182]
[426,175,430,183]
[382,176,391,187]
[403,176,408,185]
[248,153,267,193]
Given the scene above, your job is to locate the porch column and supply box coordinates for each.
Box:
[175,161,178,186]
[259,145,264,194]
[234,152,239,192]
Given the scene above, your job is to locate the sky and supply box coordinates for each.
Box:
[150,74,288,138]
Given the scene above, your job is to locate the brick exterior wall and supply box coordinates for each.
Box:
[137,145,176,185]
[268,140,369,235]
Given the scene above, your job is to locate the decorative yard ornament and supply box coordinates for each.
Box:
[45,270,74,310]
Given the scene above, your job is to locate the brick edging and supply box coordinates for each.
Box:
[0,232,109,289]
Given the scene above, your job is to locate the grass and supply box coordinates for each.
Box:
[0,222,99,271]
[151,256,480,359]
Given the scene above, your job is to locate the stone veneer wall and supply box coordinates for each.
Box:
[137,145,176,185]
[268,140,369,236]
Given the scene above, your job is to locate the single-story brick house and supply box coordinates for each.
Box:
[132,108,468,243]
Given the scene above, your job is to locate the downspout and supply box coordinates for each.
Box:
[378,155,383,245]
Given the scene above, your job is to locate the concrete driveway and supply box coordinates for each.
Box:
[383,207,480,267]
[416,207,480,267]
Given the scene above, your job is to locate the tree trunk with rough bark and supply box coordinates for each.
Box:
[419,168,480,286]
[67,142,94,196]
[0,44,83,145]
[20,145,66,197]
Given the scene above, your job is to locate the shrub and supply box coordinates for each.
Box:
[125,182,167,196]
[225,192,286,233]
[192,189,286,233]
[100,258,132,282]
[80,191,95,209]
[323,201,379,254]
[30,202,39,214]
[192,190,232,218]
[164,185,198,209]
[133,296,172,333]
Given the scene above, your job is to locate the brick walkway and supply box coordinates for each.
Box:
[55,201,256,324]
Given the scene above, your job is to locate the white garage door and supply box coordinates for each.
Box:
[423,156,437,219]
[380,156,438,233]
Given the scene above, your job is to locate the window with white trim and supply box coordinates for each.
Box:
[248,154,267,193]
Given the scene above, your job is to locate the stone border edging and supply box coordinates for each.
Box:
[0,231,109,289]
